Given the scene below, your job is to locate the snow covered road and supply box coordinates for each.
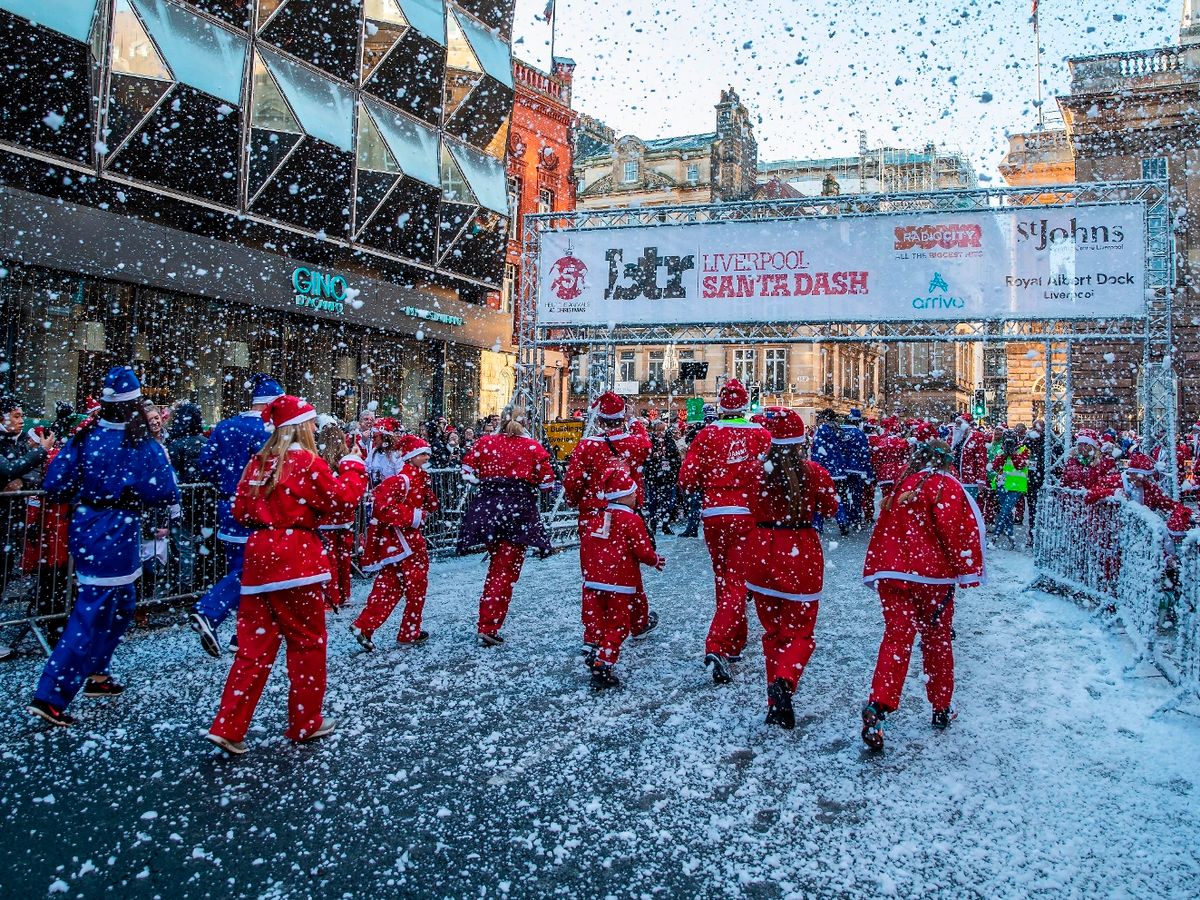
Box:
[1,529,1198,898]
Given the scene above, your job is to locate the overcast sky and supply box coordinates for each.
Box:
[511,0,1181,180]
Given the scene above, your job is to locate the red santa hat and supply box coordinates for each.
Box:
[914,422,938,442]
[956,412,973,425]
[1125,453,1156,476]
[373,417,399,435]
[592,391,626,421]
[599,466,637,501]
[1074,429,1100,448]
[719,378,749,413]
[759,406,805,445]
[397,434,432,463]
[261,395,316,429]
[881,415,900,433]
[1167,503,1193,536]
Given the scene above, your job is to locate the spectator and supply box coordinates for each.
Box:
[646,420,681,535]
[1024,423,1046,546]
[166,402,208,593]
[445,430,465,467]
[462,426,477,450]
[1,396,54,632]
[990,431,1029,549]
[144,403,167,448]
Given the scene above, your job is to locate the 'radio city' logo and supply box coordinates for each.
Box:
[292,266,347,314]
[604,246,695,301]
[1016,217,1125,251]
[894,223,982,251]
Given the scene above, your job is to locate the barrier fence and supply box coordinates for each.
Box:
[1032,485,1199,704]
[0,470,579,655]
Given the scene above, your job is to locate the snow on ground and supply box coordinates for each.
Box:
[1,527,1198,898]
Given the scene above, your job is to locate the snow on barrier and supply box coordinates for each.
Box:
[1033,485,1196,698]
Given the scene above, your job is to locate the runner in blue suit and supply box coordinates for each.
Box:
[839,408,875,532]
[810,408,847,534]
[188,375,280,657]
[29,367,179,726]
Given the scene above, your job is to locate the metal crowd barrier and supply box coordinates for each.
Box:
[2,470,579,655]
[1032,485,1196,701]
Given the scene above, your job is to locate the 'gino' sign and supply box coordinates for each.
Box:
[292,266,348,314]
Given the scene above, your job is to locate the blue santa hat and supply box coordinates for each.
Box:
[847,408,863,423]
[249,373,284,404]
[101,366,141,403]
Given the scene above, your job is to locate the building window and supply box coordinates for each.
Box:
[500,262,516,313]
[821,349,834,395]
[623,160,639,183]
[687,162,699,183]
[619,351,636,383]
[507,175,521,240]
[764,348,787,392]
[732,348,755,385]
[1141,157,1168,181]
[897,343,945,378]
[537,187,554,213]
[647,350,665,386]
[569,353,584,391]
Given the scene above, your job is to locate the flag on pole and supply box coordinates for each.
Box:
[543,0,555,23]
[1032,0,1039,28]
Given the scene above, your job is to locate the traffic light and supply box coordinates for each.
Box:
[972,389,986,420]
[750,383,762,413]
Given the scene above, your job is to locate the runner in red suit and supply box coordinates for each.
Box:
[1061,430,1116,490]
[578,467,665,689]
[870,416,910,513]
[745,408,839,728]
[315,417,356,612]
[564,392,656,652]
[860,436,985,752]
[206,396,367,755]
[677,378,772,684]
[353,435,439,649]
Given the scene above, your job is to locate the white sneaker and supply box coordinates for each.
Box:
[205,732,248,755]
[0,645,13,662]
[298,718,338,743]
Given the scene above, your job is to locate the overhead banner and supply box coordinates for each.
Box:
[536,203,1147,326]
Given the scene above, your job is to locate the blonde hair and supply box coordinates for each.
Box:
[317,422,348,469]
[250,423,317,496]
[501,405,527,437]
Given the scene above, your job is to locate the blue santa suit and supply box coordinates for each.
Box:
[810,422,847,531]
[194,409,271,627]
[35,420,179,709]
[838,424,875,527]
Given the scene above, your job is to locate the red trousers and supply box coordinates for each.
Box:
[477,540,526,636]
[583,584,649,646]
[209,584,327,743]
[702,514,754,657]
[323,529,353,610]
[869,580,956,712]
[353,545,429,642]
[751,592,818,692]
[584,587,632,666]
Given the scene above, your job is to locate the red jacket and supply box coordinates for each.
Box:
[953,430,990,486]
[579,503,662,594]
[563,427,652,517]
[361,464,439,571]
[461,433,556,487]
[234,449,367,594]
[677,419,771,516]
[863,468,985,588]
[745,461,839,601]
[870,434,910,485]
[1061,453,1115,491]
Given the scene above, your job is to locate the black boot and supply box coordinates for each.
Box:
[705,653,732,685]
[591,664,620,690]
[765,678,795,730]
[661,523,675,535]
[931,707,957,730]
[861,702,887,752]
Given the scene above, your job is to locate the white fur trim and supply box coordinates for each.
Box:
[583,433,630,442]
[338,455,365,468]
[241,572,330,594]
[582,580,637,595]
[363,532,413,571]
[1075,435,1098,447]
[252,392,284,404]
[77,567,142,586]
[863,571,960,586]
[217,531,249,544]
[710,421,762,429]
[745,582,821,603]
[603,485,637,500]
[402,447,431,463]
[98,420,127,430]
[702,505,751,517]
[317,523,353,531]
[412,509,424,528]
[103,387,142,402]
[277,409,316,428]
[772,436,807,445]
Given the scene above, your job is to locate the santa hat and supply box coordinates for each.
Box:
[759,406,805,445]
[593,391,625,421]
[398,434,432,463]
[600,466,637,501]
[956,412,973,425]
[846,407,863,423]
[1191,421,1200,432]
[249,373,284,405]
[1075,429,1100,448]
[315,413,339,431]
[1125,453,1156,476]
[373,417,399,435]
[1167,504,1193,536]
[914,422,938,442]
[881,415,900,433]
[102,366,141,403]
[261,395,316,429]
[719,378,749,413]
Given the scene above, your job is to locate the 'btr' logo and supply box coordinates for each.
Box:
[604,247,695,301]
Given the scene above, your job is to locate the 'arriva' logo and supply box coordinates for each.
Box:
[913,272,965,311]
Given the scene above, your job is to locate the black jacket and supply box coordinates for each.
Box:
[647,432,681,486]
[0,430,47,489]
[166,404,209,523]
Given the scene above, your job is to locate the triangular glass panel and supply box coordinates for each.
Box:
[439,144,476,206]
[362,20,406,81]
[437,200,477,263]
[248,126,302,197]
[251,53,302,134]
[357,105,400,174]
[443,69,482,121]
[111,0,171,80]
[105,71,171,155]
[365,0,406,25]
[445,11,482,75]
[257,0,287,29]
[355,169,400,229]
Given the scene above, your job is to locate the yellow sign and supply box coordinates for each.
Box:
[545,420,585,460]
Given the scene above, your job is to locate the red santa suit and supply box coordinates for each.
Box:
[677,379,772,660]
[317,431,359,611]
[863,462,985,715]
[745,409,839,704]
[563,392,654,645]
[354,437,439,644]
[871,424,911,510]
[578,469,664,669]
[210,396,367,744]
[1062,432,1117,491]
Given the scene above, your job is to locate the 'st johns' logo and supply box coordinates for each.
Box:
[550,246,587,301]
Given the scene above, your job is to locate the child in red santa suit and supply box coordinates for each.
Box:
[578,467,665,689]
[860,433,985,752]
[316,416,356,612]
[744,408,839,728]
[206,396,366,755]
[352,435,438,650]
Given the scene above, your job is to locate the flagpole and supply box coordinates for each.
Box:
[1034,4,1044,130]
[549,2,557,70]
